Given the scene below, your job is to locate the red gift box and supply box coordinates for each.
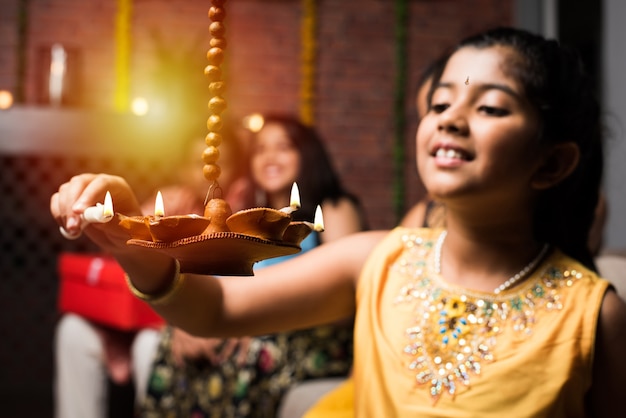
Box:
[57,252,165,331]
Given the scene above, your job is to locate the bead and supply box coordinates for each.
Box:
[210,37,227,49]
[206,47,224,65]
[209,6,226,21]
[210,21,226,37]
[205,132,222,147]
[202,146,220,164]
[209,81,226,96]
[204,65,222,81]
[203,164,221,182]
[206,114,223,131]
[208,96,227,114]
[204,0,227,187]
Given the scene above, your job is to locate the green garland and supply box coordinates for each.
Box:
[299,0,316,126]
[393,0,408,223]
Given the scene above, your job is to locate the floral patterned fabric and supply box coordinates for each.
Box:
[140,323,353,417]
[140,232,353,417]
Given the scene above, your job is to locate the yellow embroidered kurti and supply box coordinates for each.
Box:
[308,227,609,417]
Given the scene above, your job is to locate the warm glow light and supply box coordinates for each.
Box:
[49,43,67,106]
[242,113,264,132]
[0,90,13,110]
[154,191,165,217]
[131,97,149,116]
[103,191,114,217]
[314,205,324,232]
[290,182,301,209]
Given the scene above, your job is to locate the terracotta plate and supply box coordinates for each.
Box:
[127,232,301,275]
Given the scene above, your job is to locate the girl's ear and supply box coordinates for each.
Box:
[531,142,580,190]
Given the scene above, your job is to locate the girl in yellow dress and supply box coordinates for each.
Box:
[52,27,626,417]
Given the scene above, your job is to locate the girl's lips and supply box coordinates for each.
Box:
[435,148,466,159]
[430,143,473,159]
[430,144,474,167]
[260,164,282,178]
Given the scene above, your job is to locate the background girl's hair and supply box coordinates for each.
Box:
[256,114,367,226]
[456,27,604,271]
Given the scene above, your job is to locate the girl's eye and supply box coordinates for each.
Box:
[431,103,449,113]
[479,105,509,116]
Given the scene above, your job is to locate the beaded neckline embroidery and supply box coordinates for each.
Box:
[393,231,584,402]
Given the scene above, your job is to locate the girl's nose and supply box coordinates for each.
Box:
[437,106,469,135]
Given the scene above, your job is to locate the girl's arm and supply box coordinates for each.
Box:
[51,173,385,340]
[588,289,626,416]
[148,230,387,338]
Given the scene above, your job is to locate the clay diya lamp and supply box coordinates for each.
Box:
[281,222,314,246]
[117,214,153,241]
[226,207,292,241]
[202,198,233,234]
[146,214,211,242]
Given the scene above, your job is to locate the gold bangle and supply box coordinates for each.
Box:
[125,260,185,306]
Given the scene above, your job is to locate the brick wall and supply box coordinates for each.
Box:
[1,0,512,229]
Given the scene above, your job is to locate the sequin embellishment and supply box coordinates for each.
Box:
[393,231,584,401]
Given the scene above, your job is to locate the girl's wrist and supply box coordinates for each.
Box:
[115,249,181,300]
[125,259,185,305]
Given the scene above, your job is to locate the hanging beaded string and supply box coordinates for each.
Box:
[203,0,228,205]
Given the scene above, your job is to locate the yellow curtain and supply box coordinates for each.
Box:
[114,0,132,112]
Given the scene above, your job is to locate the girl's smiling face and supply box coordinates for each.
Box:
[417,45,542,211]
[251,122,301,196]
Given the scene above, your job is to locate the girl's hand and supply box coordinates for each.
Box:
[50,173,142,254]
[170,327,252,366]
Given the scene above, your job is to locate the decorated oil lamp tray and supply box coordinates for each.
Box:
[117,194,317,276]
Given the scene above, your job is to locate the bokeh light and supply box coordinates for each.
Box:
[242,113,264,132]
[131,97,149,116]
[0,90,14,110]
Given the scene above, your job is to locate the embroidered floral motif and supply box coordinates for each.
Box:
[394,232,584,401]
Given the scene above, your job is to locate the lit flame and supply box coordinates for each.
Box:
[103,191,114,218]
[290,182,301,209]
[154,191,165,217]
[314,205,324,232]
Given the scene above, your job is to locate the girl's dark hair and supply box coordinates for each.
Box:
[254,114,366,227]
[455,27,604,271]
[418,53,449,114]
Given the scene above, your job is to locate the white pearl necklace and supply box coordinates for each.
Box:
[433,231,550,294]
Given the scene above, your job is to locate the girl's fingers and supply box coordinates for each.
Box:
[51,174,96,234]
[52,173,140,228]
